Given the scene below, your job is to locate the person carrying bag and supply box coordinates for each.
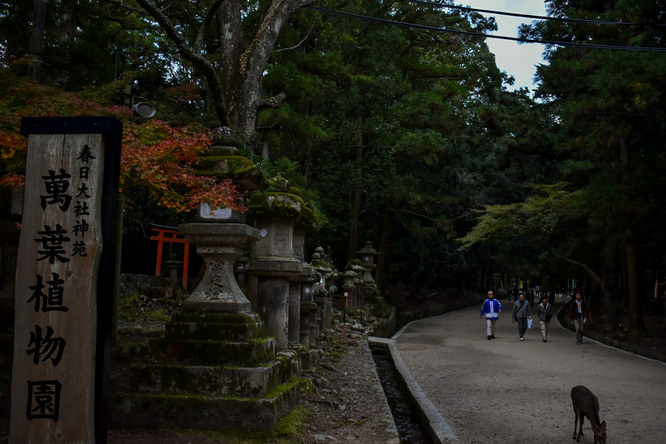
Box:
[512,293,532,341]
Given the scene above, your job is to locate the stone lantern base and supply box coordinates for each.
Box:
[111,309,301,431]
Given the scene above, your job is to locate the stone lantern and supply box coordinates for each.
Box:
[310,246,336,343]
[342,267,358,308]
[357,241,379,295]
[176,144,264,313]
[245,189,314,349]
[113,131,301,432]
[350,261,365,306]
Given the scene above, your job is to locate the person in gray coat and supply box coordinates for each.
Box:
[512,293,532,341]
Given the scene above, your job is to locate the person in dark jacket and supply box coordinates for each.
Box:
[537,295,553,342]
[527,289,535,307]
[511,293,532,341]
[569,293,588,344]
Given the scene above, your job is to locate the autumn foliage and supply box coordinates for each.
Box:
[0,70,242,213]
[122,120,242,212]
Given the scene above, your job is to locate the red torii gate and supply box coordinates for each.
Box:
[150,224,190,289]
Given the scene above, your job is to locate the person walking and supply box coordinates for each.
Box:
[480,290,503,340]
[527,289,535,307]
[569,293,588,344]
[537,295,553,342]
[512,293,531,341]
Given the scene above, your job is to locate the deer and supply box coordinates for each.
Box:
[571,385,607,443]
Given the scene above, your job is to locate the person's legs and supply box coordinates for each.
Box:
[540,320,547,340]
[517,318,527,338]
[574,319,583,344]
[486,319,493,337]
[573,319,583,343]
[490,319,496,337]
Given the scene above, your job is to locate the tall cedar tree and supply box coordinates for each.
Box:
[520,0,666,335]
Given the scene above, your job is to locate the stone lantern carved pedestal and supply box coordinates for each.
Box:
[178,223,257,312]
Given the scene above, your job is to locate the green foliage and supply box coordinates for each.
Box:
[457,183,579,251]
[117,293,171,324]
[254,0,562,287]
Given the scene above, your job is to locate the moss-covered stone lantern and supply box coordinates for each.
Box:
[357,241,379,296]
[112,128,301,433]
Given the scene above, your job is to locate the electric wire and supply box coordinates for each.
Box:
[306,6,666,52]
[406,0,666,28]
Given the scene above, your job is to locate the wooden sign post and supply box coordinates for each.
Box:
[11,117,122,443]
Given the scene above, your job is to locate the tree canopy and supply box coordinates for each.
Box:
[1,0,665,330]
[459,0,666,334]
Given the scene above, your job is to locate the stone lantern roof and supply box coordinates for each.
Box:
[356,241,378,257]
[246,178,320,231]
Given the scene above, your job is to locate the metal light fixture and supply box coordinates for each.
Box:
[131,96,156,118]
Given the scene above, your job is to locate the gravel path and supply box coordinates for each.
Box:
[393,298,666,443]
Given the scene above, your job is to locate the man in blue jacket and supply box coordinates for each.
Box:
[480,290,502,340]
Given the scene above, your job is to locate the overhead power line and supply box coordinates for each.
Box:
[406,0,666,28]
[306,6,666,52]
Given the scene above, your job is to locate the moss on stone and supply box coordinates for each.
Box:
[118,293,172,324]
[152,404,308,443]
[196,155,255,179]
[287,186,303,198]
[247,191,303,218]
[263,377,300,399]
[149,337,277,366]
[247,191,320,230]
[111,341,151,361]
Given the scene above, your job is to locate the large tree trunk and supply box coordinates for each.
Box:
[27,0,46,81]
[625,240,646,336]
[135,0,313,147]
[347,115,363,262]
[376,200,392,289]
[618,136,646,336]
[217,0,310,146]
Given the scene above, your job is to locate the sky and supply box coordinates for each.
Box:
[461,1,548,91]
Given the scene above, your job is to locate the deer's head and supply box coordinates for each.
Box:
[594,420,606,444]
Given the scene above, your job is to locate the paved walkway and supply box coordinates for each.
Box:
[384,297,666,443]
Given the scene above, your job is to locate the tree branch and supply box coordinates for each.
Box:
[275,21,315,52]
[547,248,607,291]
[259,92,286,110]
[194,0,227,53]
[133,0,228,125]
[104,0,149,16]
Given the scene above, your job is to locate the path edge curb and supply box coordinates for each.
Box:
[368,333,459,444]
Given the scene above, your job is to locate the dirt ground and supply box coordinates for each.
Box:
[394,295,666,443]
